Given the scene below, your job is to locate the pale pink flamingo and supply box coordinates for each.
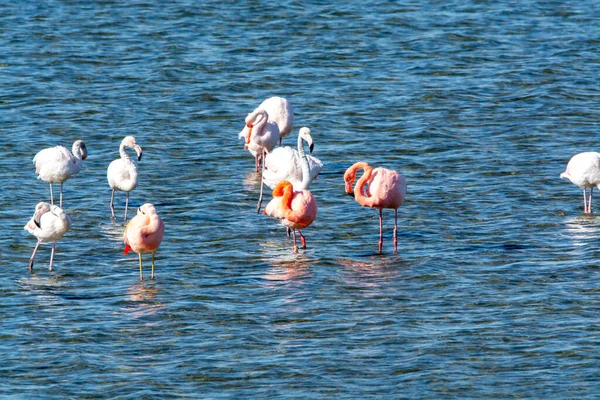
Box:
[264,180,318,253]
[123,203,165,280]
[24,202,71,272]
[33,140,88,207]
[263,127,323,191]
[107,136,143,220]
[344,162,407,253]
[560,152,600,214]
[258,96,293,146]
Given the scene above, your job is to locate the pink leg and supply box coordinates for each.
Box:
[378,208,384,253]
[393,208,398,252]
[59,183,63,208]
[49,183,54,206]
[49,242,56,271]
[589,188,594,214]
[29,240,42,272]
[583,189,588,213]
[124,192,130,221]
[110,189,116,218]
[299,230,307,248]
[292,230,299,253]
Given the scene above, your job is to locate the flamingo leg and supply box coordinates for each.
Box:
[378,208,384,253]
[139,253,144,281]
[49,183,54,206]
[299,230,307,249]
[151,253,155,279]
[589,187,594,214]
[292,229,299,253]
[29,239,42,272]
[583,188,590,213]
[49,242,56,272]
[394,208,398,252]
[124,192,130,221]
[110,189,116,218]
[256,149,266,213]
[59,183,63,208]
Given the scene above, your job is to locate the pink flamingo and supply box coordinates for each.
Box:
[344,162,407,253]
[264,180,318,253]
[560,152,600,213]
[123,203,165,280]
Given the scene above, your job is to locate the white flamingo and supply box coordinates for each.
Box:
[107,136,143,220]
[33,140,88,207]
[263,127,323,191]
[24,202,71,272]
[258,97,293,145]
[239,108,280,171]
[560,152,600,213]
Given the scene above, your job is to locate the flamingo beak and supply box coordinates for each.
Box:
[33,207,50,228]
[136,146,143,161]
[245,124,253,145]
[309,143,314,153]
[345,182,354,196]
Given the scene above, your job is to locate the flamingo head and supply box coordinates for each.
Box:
[73,140,88,161]
[122,136,143,161]
[32,202,52,228]
[299,127,314,153]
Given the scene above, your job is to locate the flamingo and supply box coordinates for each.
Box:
[264,180,318,253]
[258,96,294,146]
[107,136,143,220]
[123,203,165,280]
[239,108,280,172]
[263,127,323,191]
[24,202,71,272]
[33,140,88,207]
[560,152,600,214]
[344,162,407,253]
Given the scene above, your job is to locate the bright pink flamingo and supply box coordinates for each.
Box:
[264,180,318,253]
[123,203,165,280]
[344,162,407,253]
[560,152,600,213]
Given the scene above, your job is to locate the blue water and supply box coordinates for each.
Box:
[2,0,600,398]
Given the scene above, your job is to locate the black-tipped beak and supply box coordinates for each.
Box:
[347,191,355,198]
[138,152,143,161]
[309,143,314,153]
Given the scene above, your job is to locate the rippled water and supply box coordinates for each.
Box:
[2,0,600,397]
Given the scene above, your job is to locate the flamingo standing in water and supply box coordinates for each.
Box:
[258,96,293,146]
[560,152,600,214]
[33,140,88,207]
[263,127,323,191]
[24,202,71,272]
[123,203,165,280]
[264,180,318,253]
[344,162,407,253]
[107,136,143,220]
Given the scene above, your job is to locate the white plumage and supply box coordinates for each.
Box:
[258,97,293,143]
[24,202,71,272]
[107,136,143,220]
[239,108,280,171]
[560,151,600,214]
[33,140,88,207]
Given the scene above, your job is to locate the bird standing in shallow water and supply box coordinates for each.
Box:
[560,152,600,214]
[33,140,88,207]
[107,136,143,220]
[123,203,165,280]
[344,162,407,253]
[24,202,71,272]
[264,180,318,253]
[257,96,293,146]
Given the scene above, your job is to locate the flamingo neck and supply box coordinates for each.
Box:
[354,164,374,207]
[297,133,312,190]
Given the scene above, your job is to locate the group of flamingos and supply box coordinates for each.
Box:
[23,96,598,277]
[25,136,164,280]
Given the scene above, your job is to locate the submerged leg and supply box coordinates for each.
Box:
[139,253,143,281]
[110,189,115,218]
[124,192,130,221]
[378,208,384,253]
[151,253,155,279]
[49,242,56,271]
[393,208,398,252]
[29,239,42,272]
[292,229,299,253]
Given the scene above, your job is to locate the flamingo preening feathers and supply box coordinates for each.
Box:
[24,202,71,272]
[123,203,165,280]
[344,162,407,253]
[107,136,143,220]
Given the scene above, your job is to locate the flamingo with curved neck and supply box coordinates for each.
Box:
[264,180,318,253]
[33,140,88,207]
[123,203,165,280]
[107,136,143,220]
[344,161,407,253]
[239,108,280,171]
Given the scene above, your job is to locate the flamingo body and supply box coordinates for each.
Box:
[24,202,71,271]
[264,180,317,252]
[344,162,407,252]
[263,127,323,191]
[33,140,88,207]
[107,136,143,219]
[258,96,294,141]
[560,152,600,213]
[123,203,165,280]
